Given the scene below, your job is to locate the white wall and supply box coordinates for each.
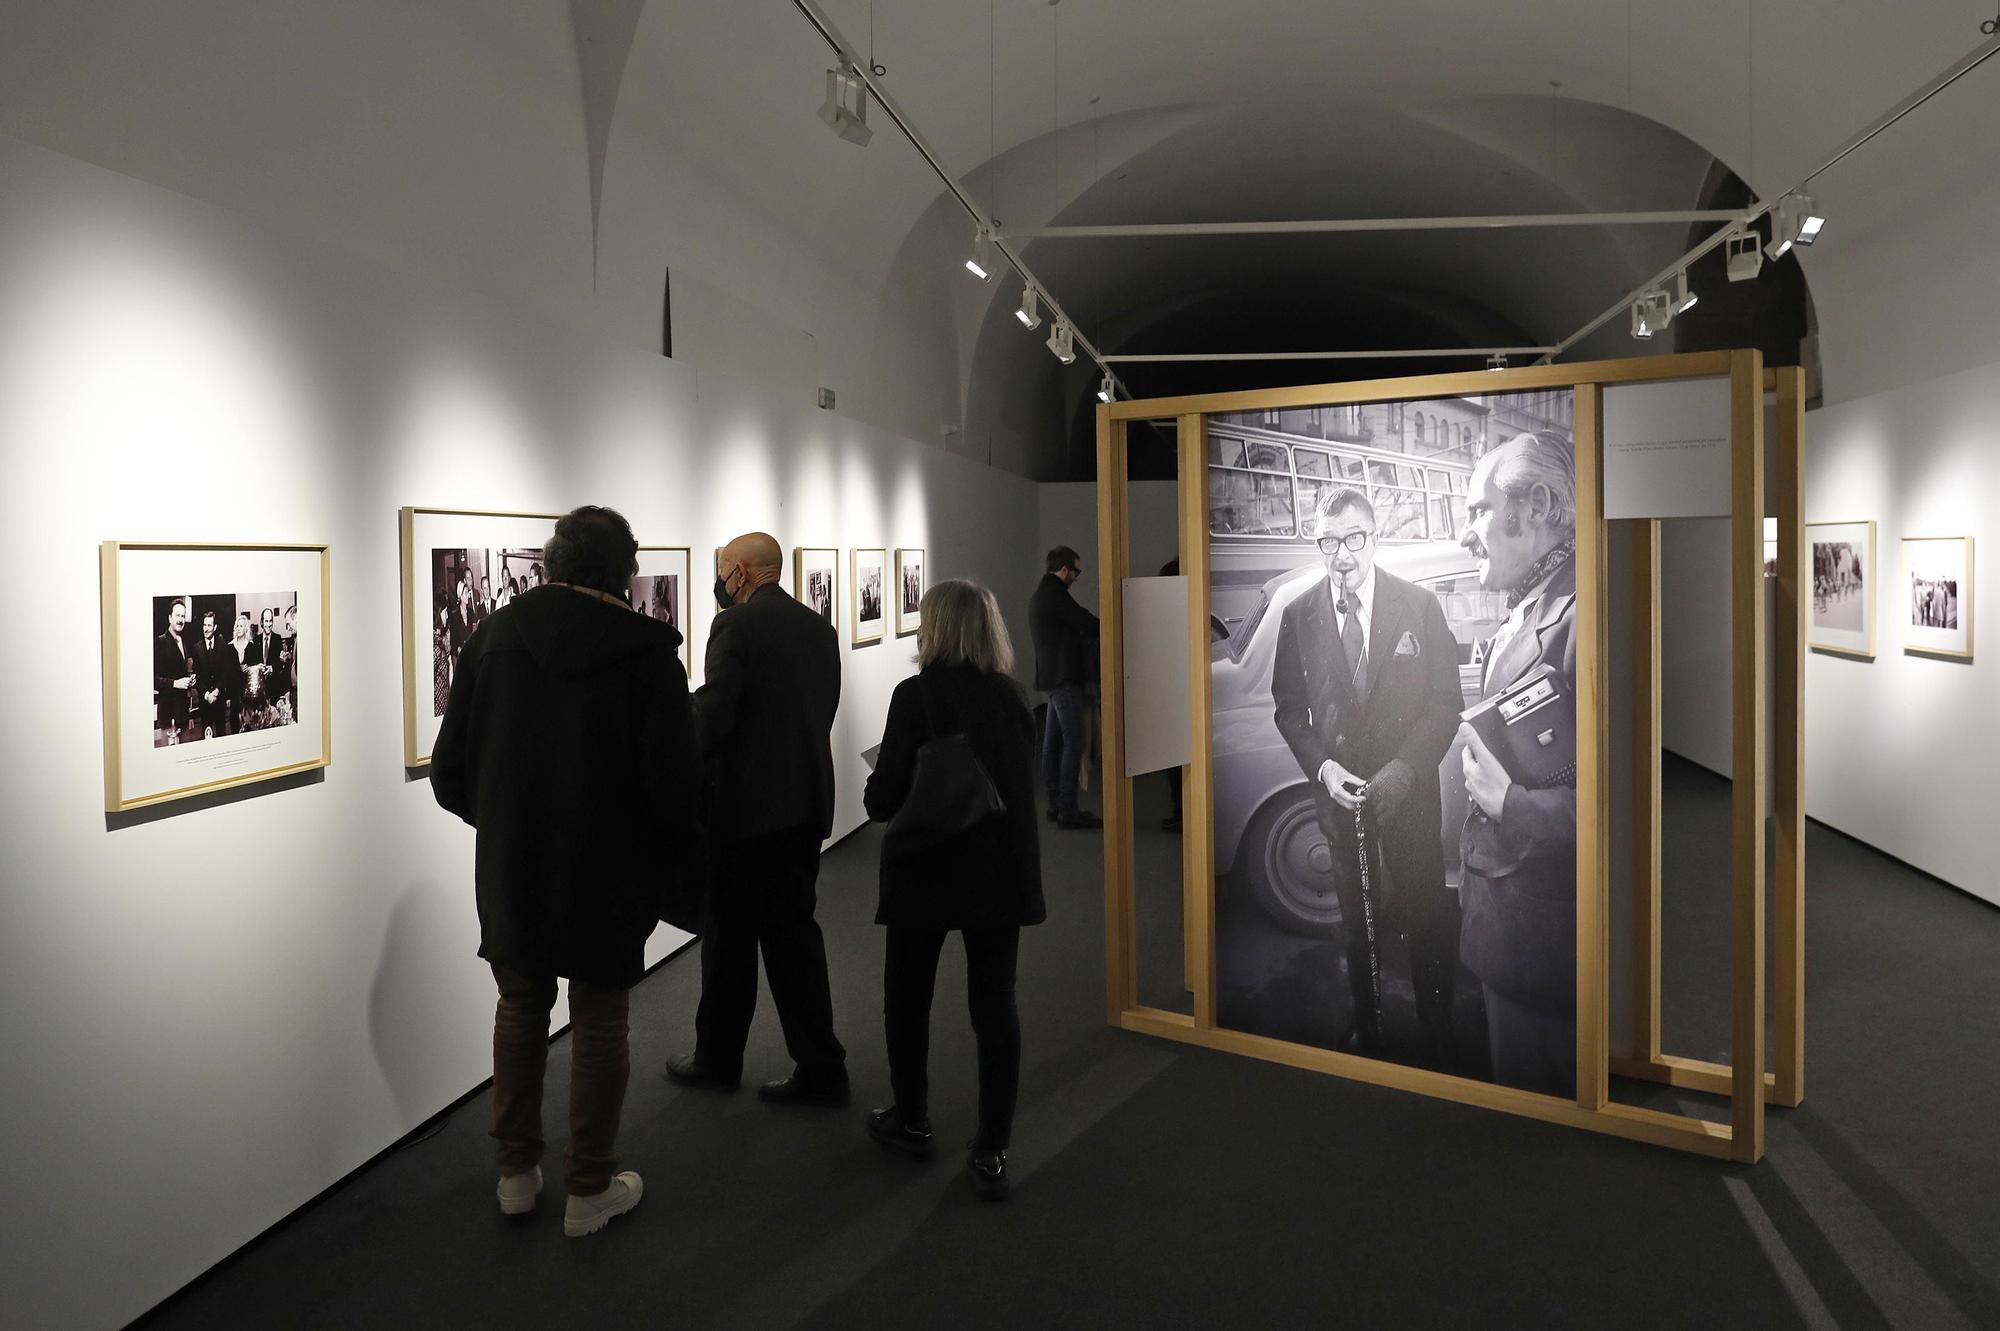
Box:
[0,132,1038,1330]
[1036,480,1182,618]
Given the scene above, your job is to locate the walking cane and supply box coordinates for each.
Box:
[1352,803,1386,1050]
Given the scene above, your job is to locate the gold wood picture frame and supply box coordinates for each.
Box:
[633,545,694,675]
[1900,534,1973,660]
[793,546,838,627]
[894,547,926,637]
[851,547,887,646]
[1805,519,1877,659]
[100,541,332,812]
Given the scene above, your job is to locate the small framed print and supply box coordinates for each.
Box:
[99,541,331,811]
[1806,520,1875,659]
[400,506,560,767]
[632,546,693,675]
[1901,535,1973,660]
[851,548,887,645]
[895,547,926,637]
[794,546,837,626]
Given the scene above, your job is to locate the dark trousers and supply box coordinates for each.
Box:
[695,825,847,1081]
[1327,826,1457,1059]
[1482,985,1576,1097]
[1040,682,1086,818]
[489,964,630,1196]
[883,924,1022,1151]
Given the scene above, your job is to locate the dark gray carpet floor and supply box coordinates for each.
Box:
[138,757,2000,1329]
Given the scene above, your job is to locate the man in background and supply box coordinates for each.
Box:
[666,531,848,1106]
[1030,545,1101,829]
[433,505,696,1238]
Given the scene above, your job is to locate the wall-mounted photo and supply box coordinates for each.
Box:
[1806,519,1875,658]
[1902,535,1973,660]
[895,547,926,637]
[1204,389,1580,1100]
[795,546,837,626]
[633,546,692,676]
[851,547,886,645]
[400,507,558,767]
[100,542,330,811]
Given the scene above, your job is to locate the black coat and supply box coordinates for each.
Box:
[693,583,841,841]
[1029,572,1098,691]
[1271,569,1461,916]
[863,663,1046,931]
[431,585,698,988]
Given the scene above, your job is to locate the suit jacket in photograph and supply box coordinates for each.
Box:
[1457,558,1578,1011]
[192,635,240,707]
[154,630,193,728]
[1270,568,1461,911]
[694,583,841,842]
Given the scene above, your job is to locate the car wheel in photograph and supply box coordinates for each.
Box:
[1240,788,1342,935]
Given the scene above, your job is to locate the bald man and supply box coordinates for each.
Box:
[666,532,848,1105]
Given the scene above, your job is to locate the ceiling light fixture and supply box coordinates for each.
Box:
[817,66,873,146]
[964,228,993,281]
[1766,192,1825,260]
[1046,321,1076,364]
[1630,299,1655,340]
[1486,354,1507,371]
[1725,231,1765,283]
[1097,373,1116,403]
[1014,286,1041,330]
[1673,269,1699,315]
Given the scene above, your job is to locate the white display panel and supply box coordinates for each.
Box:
[1602,377,1732,519]
[1122,575,1191,777]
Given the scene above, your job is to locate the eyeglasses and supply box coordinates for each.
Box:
[1316,530,1374,554]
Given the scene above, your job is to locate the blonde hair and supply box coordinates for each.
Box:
[917,578,1014,675]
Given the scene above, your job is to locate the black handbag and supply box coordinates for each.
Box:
[882,675,1006,859]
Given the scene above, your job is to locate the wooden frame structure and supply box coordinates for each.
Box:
[1097,352,1806,1162]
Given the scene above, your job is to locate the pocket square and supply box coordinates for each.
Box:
[1394,631,1421,659]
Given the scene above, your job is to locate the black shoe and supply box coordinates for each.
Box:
[663,1053,740,1090]
[967,1149,1011,1201]
[867,1107,937,1160]
[1057,812,1103,830]
[759,1074,852,1107]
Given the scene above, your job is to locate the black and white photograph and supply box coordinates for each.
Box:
[102,542,331,811]
[149,591,301,747]
[895,546,926,636]
[633,545,693,675]
[1205,390,1581,1099]
[851,546,886,645]
[400,507,559,766]
[794,546,837,625]
[1902,534,1973,659]
[1806,519,1876,658]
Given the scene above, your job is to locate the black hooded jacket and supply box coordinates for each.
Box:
[432,584,698,988]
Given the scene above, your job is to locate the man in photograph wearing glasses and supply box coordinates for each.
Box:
[1271,485,1463,1065]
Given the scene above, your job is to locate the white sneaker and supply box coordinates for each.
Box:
[497,1166,542,1216]
[563,1171,643,1237]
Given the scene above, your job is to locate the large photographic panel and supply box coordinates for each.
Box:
[400,507,559,766]
[102,542,330,810]
[851,547,886,645]
[1806,520,1876,658]
[633,546,693,676]
[1206,389,1580,1099]
[1901,534,1972,659]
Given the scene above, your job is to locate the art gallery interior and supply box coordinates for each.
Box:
[2,2,1998,1326]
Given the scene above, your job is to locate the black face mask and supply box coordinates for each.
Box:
[713,573,736,610]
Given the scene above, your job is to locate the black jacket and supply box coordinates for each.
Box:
[432,585,697,988]
[863,663,1046,931]
[1030,572,1098,691]
[693,583,841,841]
[1271,569,1462,915]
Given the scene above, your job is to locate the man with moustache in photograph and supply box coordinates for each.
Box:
[1455,429,1580,1097]
[153,598,195,743]
[192,607,238,738]
[1270,486,1463,1064]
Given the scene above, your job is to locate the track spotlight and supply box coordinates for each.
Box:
[1766,192,1825,259]
[1725,231,1764,283]
[1014,286,1041,330]
[1673,269,1698,315]
[1046,320,1076,364]
[1486,354,1507,371]
[1631,287,1675,340]
[1630,299,1656,340]
[964,229,993,282]
[1097,373,1116,403]
[817,67,873,147]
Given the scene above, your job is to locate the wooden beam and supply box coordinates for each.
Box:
[1573,384,1610,1112]
[1178,413,1219,1027]
[1729,350,1769,1163]
[1098,410,1136,1022]
[1611,1053,1778,1099]
[1630,520,1663,1063]
[1772,365,1807,1108]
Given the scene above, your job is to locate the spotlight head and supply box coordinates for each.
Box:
[1097,373,1115,404]
[1673,269,1698,315]
[1725,231,1764,283]
[964,229,993,282]
[1486,354,1507,372]
[1046,321,1076,365]
[1014,286,1041,330]
[1771,191,1825,254]
[1630,299,1655,340]
[1631,287,1676,340]
[817,67,873,147]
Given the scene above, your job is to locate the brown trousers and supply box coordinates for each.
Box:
[489,964,630,1196]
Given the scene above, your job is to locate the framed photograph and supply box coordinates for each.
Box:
[632,546,693,675]
[851,547,887,645]
[99,542,330,811]
[1901,535,1973,660]
[400,506,560,767]
[794,546,838,626]
[1806,520,1875,658]
[895,547,926,637]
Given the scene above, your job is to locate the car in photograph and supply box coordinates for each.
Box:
[1210,542,1510,935]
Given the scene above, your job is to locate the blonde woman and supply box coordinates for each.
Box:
[862,579,1044,1201]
